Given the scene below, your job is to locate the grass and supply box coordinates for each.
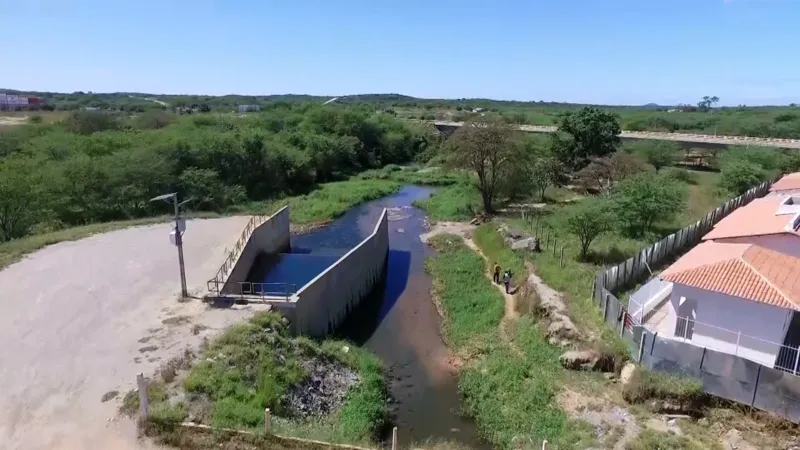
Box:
[473,224,525,280]
[181,312,386,445]
[425,234,504,351]
[425,233,599,449]
[0,177,402,271]
[414,182,481,221]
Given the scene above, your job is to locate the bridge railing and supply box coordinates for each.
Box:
[238,282,297,301]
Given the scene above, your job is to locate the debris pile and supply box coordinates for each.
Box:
[285,358,359,418]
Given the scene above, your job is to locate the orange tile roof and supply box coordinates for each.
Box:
[661,243,800,310]
[702,196,797,240]
[770,173,800,192]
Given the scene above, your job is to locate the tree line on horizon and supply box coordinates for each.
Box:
[0,104,439,242]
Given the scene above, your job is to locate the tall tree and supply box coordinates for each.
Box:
[442,118,520,213]
[551,107,621,171]
[629,141,680,172]
[530,157,564,201]
[698,96,720,112]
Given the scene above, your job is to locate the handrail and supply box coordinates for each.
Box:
[238,282,297,301]
[206,213,270,293]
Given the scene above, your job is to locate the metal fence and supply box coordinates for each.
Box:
[671,316,800,375]
[590,177,800,423]
[207,212,274,293]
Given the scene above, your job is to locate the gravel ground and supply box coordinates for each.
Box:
[0,217,269,450]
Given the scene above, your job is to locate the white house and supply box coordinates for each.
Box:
[656,241,799,368]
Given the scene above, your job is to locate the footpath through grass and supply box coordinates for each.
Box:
[0,178,402,271]
[425,233,595,449]
[130,312,388,447]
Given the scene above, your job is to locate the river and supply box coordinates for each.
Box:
[275,185,485,448]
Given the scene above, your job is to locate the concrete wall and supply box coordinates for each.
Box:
[290,208,389,337]
[220,207,291,295]
[668,283,794,367]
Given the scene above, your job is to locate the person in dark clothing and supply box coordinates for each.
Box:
[493,263,501,284]
[503,270,511,294]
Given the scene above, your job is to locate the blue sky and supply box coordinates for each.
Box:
[2,0,799,105]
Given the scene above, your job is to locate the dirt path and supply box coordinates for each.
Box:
[0,217,269,450]
[420,222,520,352]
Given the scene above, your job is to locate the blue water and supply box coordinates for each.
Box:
[247,185,433,296]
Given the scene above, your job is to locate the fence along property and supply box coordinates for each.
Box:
[592,179,800,424]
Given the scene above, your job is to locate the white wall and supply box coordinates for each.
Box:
[713,234,800,258]
[220,207,291,295]
[291,209,389,337]
[667,283,794,367]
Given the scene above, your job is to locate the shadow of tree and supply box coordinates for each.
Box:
[583,245,632,265]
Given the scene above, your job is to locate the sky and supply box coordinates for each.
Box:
[1,0,799,106]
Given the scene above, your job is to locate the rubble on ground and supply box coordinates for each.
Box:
[559,349,615,372]
[521,267,585,347]
[497,223,534,250]
[285,357,360,418]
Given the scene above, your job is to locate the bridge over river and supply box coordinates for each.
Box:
[431,120,800,150]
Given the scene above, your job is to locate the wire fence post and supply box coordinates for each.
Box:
[560,246,564,267]
[542,439,548,450]
[553,239,557,256]
[638,331,646,362]
[392,427,398,450]
[136,373,149,419]
[264,408,271,433]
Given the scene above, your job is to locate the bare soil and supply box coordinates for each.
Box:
[0,217,272,450]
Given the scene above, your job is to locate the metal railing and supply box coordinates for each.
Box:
[672,316,800,375]
[206,213,271,293]
[238,282,297,300]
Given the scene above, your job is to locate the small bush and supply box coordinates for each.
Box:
[29,115,43,124]
[623,368,704,405]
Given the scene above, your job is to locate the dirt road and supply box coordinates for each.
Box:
[0,217,266,450]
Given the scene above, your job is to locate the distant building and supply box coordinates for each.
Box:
[0,93,41,111]
[238,104,260,113]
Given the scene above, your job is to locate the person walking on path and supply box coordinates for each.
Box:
[503,270,511,294]
[493,263,501,284]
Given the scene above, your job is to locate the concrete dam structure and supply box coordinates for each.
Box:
[205,206,390,337]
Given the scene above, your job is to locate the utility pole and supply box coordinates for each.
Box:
[151,193,190,298]
[172,194,188,298]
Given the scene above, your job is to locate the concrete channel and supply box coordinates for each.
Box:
[205,185,486,448]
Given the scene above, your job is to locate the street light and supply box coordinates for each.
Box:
[150,193,192,298]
